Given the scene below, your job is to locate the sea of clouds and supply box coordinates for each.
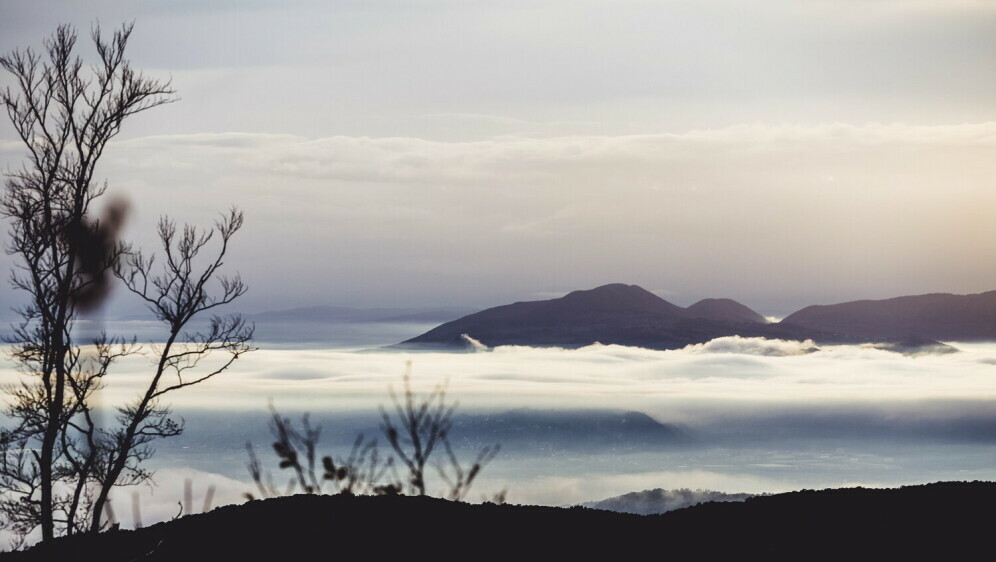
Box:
[3,336,996,532]
[25,335,993,419]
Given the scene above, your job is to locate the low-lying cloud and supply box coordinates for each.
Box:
[585,488,757,515]
[683,335,819,356]
[7,337,993,427]
[5,338,996,533]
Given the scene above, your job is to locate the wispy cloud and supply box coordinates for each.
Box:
[47,122,992,311]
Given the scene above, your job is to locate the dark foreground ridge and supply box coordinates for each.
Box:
[10,481,995,561]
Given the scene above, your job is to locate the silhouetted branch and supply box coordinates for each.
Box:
[0,22,176,542]
[87,209,253,533]
[437,440,500,502]
[379,363,456,496]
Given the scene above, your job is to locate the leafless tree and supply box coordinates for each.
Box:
[0,23,252,543]
[245,404,395,500]
[246,368,501,503]
[380,364,499,499]
[0,22,174,542]
[0,333,139,542]
[437,439,500,502]
[90,209,254,532]
[379,365,455,496]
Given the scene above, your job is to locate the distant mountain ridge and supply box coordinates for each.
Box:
[252,305,479,324]
[402,283,783,350]
[400,283,989,350]
[448,408,687,451]
[783,291,996,341]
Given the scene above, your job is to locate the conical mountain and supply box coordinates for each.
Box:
[686,298,766,324]
[402,284,691,348]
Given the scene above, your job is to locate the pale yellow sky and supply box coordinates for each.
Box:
[1,1,995,313]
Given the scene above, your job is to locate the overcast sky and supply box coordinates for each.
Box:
[2,1,996,315]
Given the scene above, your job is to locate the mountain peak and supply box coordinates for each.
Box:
[686,298,766,324]
[557,284,685,316]
[398,284,983,350]
[401,283,694,349]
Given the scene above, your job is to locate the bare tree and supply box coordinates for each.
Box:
[437,439,500,502]
[379,365,455,496]
[379,364,499,499]
[245,404,395,500]
[90,210,254,532]
[0,334,137,541]
[245,368,501,503]
[0,23,252,543]
[0,22,174,542]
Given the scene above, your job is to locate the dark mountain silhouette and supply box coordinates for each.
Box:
[399,284,996,350]
[448,409,688,451]
[552,283,688,317]
[399,283,950,350]
[12,482,995,560]
[686,298,767,324]
[400,283,780,350]
[783,290,996,341]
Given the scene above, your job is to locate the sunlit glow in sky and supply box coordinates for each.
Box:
[1,1,995,314]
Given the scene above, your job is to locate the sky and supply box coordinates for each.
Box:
[2,0,996,316]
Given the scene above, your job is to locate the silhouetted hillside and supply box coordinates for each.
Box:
[12,482,994,560]
[399,283,955,350]
[401,283,778,350]
[783,291,996,341]
[686,298,767,324]
[449,409,688,451]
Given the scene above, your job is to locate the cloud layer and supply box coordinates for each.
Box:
[3,121,993,314]
[5,338,996,529]
[2,2,996,313]
[5,0,996,138]
[7,337,993,422]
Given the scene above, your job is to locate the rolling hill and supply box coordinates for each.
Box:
[400,283,777,350]
[782,290,996,341]
[399,284,991,350]
[12,482,995,560]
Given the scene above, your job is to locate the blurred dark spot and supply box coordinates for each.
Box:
[67,196,129,312]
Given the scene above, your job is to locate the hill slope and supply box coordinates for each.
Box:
[401,283,772,349]
[12,482,995,560]
[783,290,996,341]
[400,284,989,350]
